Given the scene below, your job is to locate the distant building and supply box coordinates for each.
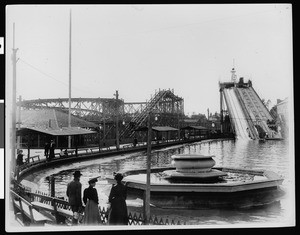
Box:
[183,118,200,126]
[17,109,98,148]
[275,98,289,138]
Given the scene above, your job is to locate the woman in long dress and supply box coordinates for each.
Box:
[83,178,101,225]
[108,173,128,225]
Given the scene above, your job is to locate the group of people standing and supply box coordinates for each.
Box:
[44,140,56,160]
[15,140,56,167]
[66,170,128,226]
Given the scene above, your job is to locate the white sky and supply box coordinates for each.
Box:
[5,4,293,115]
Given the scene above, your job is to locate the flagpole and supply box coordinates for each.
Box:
[11,23,18,177]
[68,9,72,148]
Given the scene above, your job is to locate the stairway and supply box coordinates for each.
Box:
[120,90,169,138]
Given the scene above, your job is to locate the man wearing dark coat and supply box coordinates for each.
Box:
[108,173,128,225]
[49,140,55,160]
[16,150,24,166]
[67,170,83,225]
[44,142,50,159]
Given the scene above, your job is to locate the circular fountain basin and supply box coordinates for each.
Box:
[106,166,284,209]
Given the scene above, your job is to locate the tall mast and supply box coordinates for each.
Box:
[68,9,72,148]
[231,59,237,82]
[11,23,18,175]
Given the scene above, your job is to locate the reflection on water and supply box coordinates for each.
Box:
[22,139,294,226]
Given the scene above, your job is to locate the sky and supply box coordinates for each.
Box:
[5,4,293,116]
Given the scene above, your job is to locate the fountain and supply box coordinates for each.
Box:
[106,154,285,209]
[163,154,227,181]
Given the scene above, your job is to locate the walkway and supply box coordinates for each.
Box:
[16,134,234,182]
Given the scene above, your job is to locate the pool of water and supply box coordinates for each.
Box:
[21,139,295,227]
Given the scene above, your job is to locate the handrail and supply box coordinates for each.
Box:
[13,189,186,226]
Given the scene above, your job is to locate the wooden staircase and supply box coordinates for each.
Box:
[120,90,169,138]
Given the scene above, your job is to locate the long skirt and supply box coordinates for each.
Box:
[108,198,128,225]
[83,200,101,225]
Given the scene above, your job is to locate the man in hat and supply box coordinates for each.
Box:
[49,140,55,160]
[66,170,83,225]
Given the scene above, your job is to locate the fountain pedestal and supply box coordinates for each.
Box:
[163,154,227,180]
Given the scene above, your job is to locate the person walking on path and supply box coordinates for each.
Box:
[108,173,128,225]
[16,150,24,166]
[67,170,83,225]
[49,140,55,160]
[44,142,50,159]
[83,178,101,225]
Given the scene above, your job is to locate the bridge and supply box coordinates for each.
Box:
[219,68,281,140]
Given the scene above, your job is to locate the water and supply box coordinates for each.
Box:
[21,139,295,227]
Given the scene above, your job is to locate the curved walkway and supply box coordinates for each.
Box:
[16,135,233,182]
[11,135,234,227]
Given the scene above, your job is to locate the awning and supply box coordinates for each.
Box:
[180,125,208,130]
[152,126,179,132]
[134,126,179,132]
[19,126,97,136]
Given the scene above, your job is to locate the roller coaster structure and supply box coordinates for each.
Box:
[18,89,184,139]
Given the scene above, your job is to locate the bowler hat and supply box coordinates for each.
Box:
[73,170,82,177]
[114,173,124,181]
[88,178,98,184]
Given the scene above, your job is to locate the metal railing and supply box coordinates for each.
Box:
[11,185,186,226]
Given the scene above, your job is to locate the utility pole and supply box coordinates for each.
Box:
[115,90,120,150]
[68,9,72,148]
[144,112,152,224]
[17,95,21,149]
[11,23,18,176]
[177,103,180,140]
[207,108,209,121]
[220,89,223,133]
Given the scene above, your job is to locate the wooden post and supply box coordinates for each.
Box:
[68,9,72,149]
[220,87,223,133]
[144,112,152,225]
[11,23,18,177]
[27,144,30,164]
[37,134,40,148]
[115,90,120,150]
[18,197,26,224]
[17,95,21,149]
[98,124,102,152]
[50,176,55,199]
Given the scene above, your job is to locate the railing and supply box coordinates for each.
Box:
[11,136,235,227]
[15,134,233,183]
[10,189,52,226]
[11,186,186,226]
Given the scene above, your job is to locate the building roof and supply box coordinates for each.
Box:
[152,126,179,132]
[134,126,179,132]
[19,109,98,129]
[180,125,208,130]
[183,119,199,123]
[21,126,96,136]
